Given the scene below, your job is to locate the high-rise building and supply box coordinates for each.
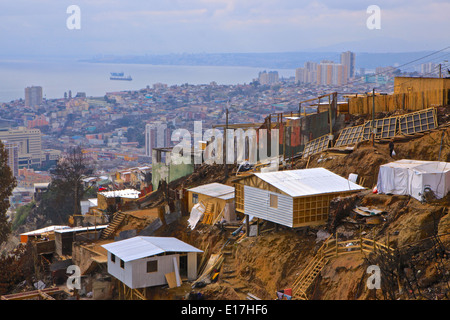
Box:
[340,51,356,80]
[295,62,318,84]
[25,86,43,108]
[317,62,332,85]
[420,62,438,76]
[145,122,171,157]
[0,127,42,168]
[317,62,346,86]
[295,68,304,84]
[4,141,19,177]
[258,71,279,85]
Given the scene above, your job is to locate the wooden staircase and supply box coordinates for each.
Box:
[219,240,249,299]
[202,202,215,225]
[40,255,51,274]
[291,235,334,300]
[291,255,328,300]
[290,234,395,300]
[100,211,126,240]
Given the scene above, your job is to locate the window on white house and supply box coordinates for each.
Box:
[270,194,278,208]
[111,253,116,263]
[147,260,158,273]
[120,259,124,269]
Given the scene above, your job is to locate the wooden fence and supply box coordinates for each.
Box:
[291,234,393,299]
[348,89,449,115]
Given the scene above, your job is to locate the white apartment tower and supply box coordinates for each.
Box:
[145,122,171,157]
[258,71,279,85]
[295,62,318,84]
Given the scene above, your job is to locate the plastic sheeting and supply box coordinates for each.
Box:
[187,203,206,230]
[377,159,450,201]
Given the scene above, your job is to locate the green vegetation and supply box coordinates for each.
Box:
[11,202,35,231]
[32,147,95,225]
[0,141,17,245]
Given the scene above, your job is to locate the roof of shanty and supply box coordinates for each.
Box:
[98,189,141,199]
[253,168,365,198]
[54,225,108,234]
[33,182,50,189]
[20,225,70,237]
[101,236,203,262]
[187,182,235,200]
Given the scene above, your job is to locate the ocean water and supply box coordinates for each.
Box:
[0,59,295,103]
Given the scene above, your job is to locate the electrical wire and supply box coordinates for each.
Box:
[334,45,450,90]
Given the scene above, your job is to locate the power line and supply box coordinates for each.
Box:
[384,62,450,91]
[338,45,450,89]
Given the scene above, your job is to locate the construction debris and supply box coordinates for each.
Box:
[327,192,366,232]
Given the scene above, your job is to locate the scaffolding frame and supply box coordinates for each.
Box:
[334,125,365,147]
[302,134,330,158]
[335,107,438,147]
[398,107,438,135]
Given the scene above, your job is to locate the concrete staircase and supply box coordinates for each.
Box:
[100,211,126,240]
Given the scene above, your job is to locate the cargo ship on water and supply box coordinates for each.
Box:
[110,72,132,81]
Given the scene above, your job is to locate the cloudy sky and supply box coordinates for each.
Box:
[0,0,449,57]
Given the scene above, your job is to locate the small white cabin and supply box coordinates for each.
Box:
[101,236,203,289]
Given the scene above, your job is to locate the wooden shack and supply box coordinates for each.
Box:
[235,168,365,228]
[54,225,107,256]
[97,189,141,212]
[20,225,70,244]
[186,183,235,223]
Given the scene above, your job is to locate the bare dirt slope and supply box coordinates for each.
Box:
[172,120,450,300]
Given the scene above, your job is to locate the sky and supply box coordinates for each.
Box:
[0,0,449,58]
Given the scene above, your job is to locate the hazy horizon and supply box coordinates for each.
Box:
[1,1,449,58]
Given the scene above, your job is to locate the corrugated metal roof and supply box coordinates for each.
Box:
[187,183,234,200]
[20,225,70,236]
[254,168,365,197]
[98,189,141,199]
[101,236,203,262]
[54,225,108,234]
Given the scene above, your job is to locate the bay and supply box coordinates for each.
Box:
[0,59,294,103]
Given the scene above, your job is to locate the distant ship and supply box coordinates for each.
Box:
[110,72,132,81]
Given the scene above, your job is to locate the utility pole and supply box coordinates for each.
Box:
[328,94,333,145]
[439,64,442,78]
[372,88,375,147]
[224,108,229,179]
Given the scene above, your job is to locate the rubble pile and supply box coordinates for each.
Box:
[327,192,367,232]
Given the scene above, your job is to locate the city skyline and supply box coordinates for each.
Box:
[0,1,449,59]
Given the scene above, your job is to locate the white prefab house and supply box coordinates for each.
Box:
[101,236,203,289]
[235,168,365,228]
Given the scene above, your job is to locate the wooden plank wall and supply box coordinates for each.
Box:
[348,89,449,115]
[235,183,244,212]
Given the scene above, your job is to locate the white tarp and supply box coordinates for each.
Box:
[377,159,450,201]
[187,202,206,230]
